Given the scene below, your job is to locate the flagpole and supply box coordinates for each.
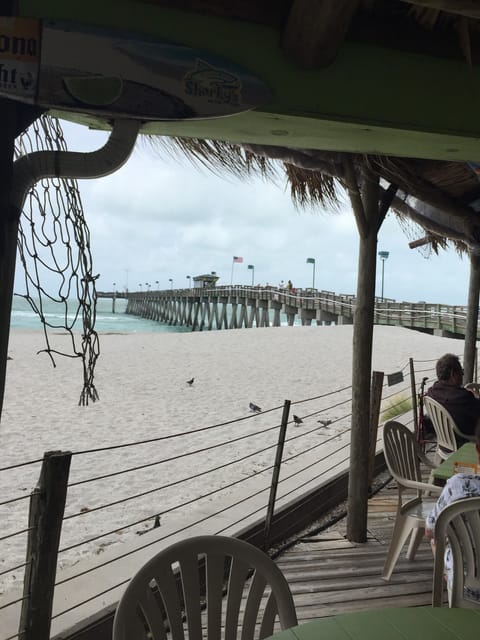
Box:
[230,257,234,286]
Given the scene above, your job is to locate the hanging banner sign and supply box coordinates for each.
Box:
[0,17,40,102]
[28,19,269,120]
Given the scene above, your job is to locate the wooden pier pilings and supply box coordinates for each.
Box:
[119,286,355,331]
[97,286,473,336]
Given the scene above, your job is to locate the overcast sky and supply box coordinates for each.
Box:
[14,120,471,306]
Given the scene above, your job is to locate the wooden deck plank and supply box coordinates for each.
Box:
[273,473,441,621]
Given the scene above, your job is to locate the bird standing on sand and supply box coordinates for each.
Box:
[186,378,194,385]
[293,415,303,426]
[317,419,332,427]
[249,402,262,413]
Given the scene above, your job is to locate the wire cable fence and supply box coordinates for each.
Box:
[0,355,455,638]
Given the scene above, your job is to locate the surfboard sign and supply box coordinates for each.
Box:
[0,17,272,120]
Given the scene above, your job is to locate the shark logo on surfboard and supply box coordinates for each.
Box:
[184,59,241,106]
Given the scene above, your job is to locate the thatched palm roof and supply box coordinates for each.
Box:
[18,0,480,252]
[135,1,480,253]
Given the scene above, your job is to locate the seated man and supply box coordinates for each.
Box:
[427,353,480,444]
[425,421,480,603]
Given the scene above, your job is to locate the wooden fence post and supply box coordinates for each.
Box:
[18,450,72,640]
[264,400,291,550]
[368,371,384,489]
[409,357,418,435]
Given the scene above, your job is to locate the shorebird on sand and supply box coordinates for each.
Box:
[249,402,262,413]
[186,378,194,385]
[293,415,303,425]
[317,419,332,427]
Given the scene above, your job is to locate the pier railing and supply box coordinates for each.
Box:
[99,286,471,336]
[0,353,445,640]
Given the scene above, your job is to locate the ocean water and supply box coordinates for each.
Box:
[9,295,189,334]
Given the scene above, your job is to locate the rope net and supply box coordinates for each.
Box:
[14,115,100,405]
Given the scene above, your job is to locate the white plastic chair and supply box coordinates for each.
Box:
[433,496,480,608]
[465,382,480,399]
[112,534,298,640]
[423,396,467,462]
[382,420,441,580]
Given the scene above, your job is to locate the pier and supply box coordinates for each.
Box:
[97,286,474,337]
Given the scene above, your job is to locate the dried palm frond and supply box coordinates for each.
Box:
[143,133,345,211]
[284,164,344,211]
[141,134,279,181]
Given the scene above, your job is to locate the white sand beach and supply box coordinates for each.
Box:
[2,324,463,451]
[0,324,466,607]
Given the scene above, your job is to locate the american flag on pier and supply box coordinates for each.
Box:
[233,256,243,263]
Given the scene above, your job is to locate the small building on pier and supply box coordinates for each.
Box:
[193,273,219,288]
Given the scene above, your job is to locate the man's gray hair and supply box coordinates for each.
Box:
[436,353,462,381]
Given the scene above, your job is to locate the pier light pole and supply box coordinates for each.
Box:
[155,280,159,290]
[138,283,142,291]
[378,251,390,301]
[186,275,191,288]
[247,264,255,286]
[169,278,173,290]
[306,257,316,289]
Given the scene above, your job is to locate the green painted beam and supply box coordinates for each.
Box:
[18,0,480,160]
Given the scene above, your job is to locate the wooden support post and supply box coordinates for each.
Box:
[347,228,377,541]
[264,400,291,550]
[346,163,388,543]
[19,450,72,640]
[409,357,419,438]
[463,252,480,384]
[0,99,18,423]
[368,370,384,489]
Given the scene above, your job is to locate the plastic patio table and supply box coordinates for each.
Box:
[432,442,477,486]
[267,607,480,640]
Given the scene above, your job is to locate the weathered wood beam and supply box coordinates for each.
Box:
[391,193,472,244]
[378,183,398,230]
[401,0,480,20]
[376,159,477,225]
[343,156,368,238]
[282,0,360,68]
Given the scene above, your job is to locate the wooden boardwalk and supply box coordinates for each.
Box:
[274,477,437,622]
[98,286,473,337]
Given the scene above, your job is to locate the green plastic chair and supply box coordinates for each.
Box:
[112,534,298,640]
